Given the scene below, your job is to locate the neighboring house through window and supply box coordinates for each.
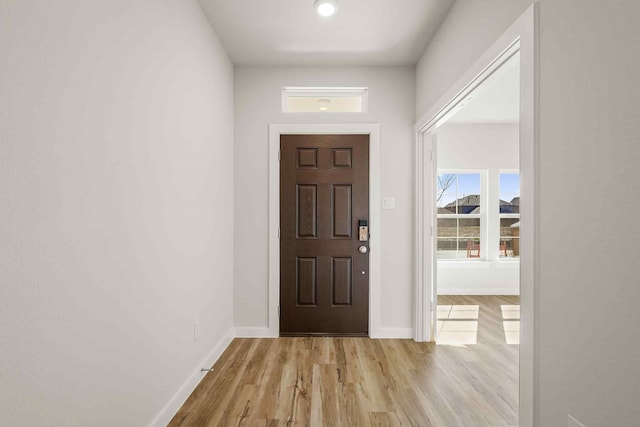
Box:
[436,172,482,259]
[499,172,520,259]
[436,170,520,261]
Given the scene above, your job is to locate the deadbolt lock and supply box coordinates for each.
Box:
[358,219,369,242]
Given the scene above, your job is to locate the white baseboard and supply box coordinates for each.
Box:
[234,327,275,338]
[235,326,414,339]
[438,288,520,296]
[371,327,414,339]
[148,328,234,427]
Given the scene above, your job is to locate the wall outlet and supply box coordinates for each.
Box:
[568,414,586,427]
[193,321,200,342]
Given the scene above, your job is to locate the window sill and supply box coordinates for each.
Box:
[438,260,520,269]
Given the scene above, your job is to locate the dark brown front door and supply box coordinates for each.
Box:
[280,134,369,336]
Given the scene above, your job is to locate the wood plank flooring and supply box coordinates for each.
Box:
[169,296,519,427]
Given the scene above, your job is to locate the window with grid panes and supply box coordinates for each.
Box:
[436,173,482,259]
[499,173,520,259]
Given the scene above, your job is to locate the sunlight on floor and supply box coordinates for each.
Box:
[437,304,479,320]
[437,305,479,346]
[501,304,520,345]
[436,303,521,346]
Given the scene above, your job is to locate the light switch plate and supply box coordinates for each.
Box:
[383,197,396,210]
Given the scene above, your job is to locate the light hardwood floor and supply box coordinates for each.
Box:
[169,296,519,426]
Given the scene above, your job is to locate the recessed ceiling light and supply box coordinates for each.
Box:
[319,106,328,111]
[314,0,337,17]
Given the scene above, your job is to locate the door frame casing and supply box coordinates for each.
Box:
[413,4,538,427]
[268,124,381,338]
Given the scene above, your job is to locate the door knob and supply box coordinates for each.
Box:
[358,245,368,254]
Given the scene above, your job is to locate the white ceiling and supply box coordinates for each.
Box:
[199,0,456,66]
[447,52,520,124]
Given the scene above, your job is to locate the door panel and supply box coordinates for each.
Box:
[332,185,352,238]
[296,185,317,238]
[280,134,369,336]
[331,257,353,306]
[296,257,317,306]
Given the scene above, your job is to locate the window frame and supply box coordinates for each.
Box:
[436,170,486,261]
[498,170,521,261]
[281,87,369,113]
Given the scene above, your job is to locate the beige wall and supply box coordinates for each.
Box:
[0,1,235,425]
[417,1,640,425]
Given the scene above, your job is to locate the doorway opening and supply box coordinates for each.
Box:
[435,51,520,349]
[413,5,537,426]
[432,48,521,426]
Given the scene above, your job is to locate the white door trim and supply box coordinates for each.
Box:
[268,123,382,338]
[413,4,538,427]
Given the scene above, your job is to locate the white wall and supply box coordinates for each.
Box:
[437,123,519,295]
[234,67,415,334]
[417,1,640,426]
[437,123,519,170]
[0,1,234,425]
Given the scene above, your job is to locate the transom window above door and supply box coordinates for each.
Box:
[282,87,368,113]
